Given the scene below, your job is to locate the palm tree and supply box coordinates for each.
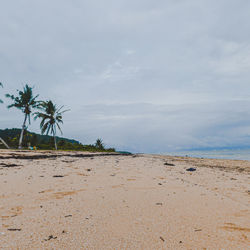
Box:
[34,100,69,150]
[6,84,39,149]
[95,138,105,150]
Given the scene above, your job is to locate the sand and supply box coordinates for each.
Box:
[0,150,249,249]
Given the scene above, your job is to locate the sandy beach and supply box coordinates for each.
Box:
[0,150,249,249]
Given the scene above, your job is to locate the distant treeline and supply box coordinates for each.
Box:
[0,128,115,152]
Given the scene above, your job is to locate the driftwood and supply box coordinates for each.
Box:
[0,137,10,149]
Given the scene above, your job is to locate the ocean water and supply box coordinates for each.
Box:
[166,149,250,161]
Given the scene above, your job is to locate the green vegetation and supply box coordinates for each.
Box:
[95,138,105,150]
[0,128,115,152]
[6,85,39,149]
[35,100,69,150]
[0,82,116,152]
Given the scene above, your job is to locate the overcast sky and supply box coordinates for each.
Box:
[1,0,250,153]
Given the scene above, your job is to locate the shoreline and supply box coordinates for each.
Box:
[0,150,249,248]
[2,148,250,164]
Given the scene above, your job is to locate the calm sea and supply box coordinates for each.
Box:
[166,149,250,161]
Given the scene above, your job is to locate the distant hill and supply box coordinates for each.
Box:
[0,128,115,152]
[0,128,80,146]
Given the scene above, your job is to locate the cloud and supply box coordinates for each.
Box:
[1,0,250,152]
[59,100,250,153]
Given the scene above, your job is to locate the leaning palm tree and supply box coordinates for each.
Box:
[34,100,69,150]
[6,84,39,149]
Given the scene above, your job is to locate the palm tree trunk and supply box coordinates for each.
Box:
[54,135,57,150]
[19,114,28,149]
[53,127,57,150]
[0,137,10,149]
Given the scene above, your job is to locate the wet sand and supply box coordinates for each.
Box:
[0,150,249,249]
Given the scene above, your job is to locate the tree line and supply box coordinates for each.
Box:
[1,83,67,149]
[0,83,114,152]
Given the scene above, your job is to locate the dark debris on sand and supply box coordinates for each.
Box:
[44,235,57,241]
[186,167,196,172]
[8,228,21,231]
[164,162,175,166]
[0,163,21,168]
[0,153,132,160]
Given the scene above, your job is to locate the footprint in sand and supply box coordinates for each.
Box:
[77,173,88,176]
[1,206,23,219]
[222,223,250,232]
[39,189,85,200]
[52,189,85,199]
[111,184,124,188]
[38,189,54,194]
[233,210,249,217]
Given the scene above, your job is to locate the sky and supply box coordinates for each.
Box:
[1,0,250,153]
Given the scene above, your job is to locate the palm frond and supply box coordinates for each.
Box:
[60,109,70,114]
[56,123,63,135]
[5,94,15,100]
[35,100,69,141]
[5,84,39,115]
[41,121,49,135]
[7,103,17,109]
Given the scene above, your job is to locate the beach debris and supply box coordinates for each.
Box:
[186,168,196,172]
[53,175,64,178]
[164,162,175,166]
[62,230,66,234]
[160,236,165,242]
[39,175,44,177]
[179,241,183,243]
[65,214,72,218]
[110,174,116,176]
[230,178,237,180]
[86,168,91,172]
[8,228,21,231]
[158,183,162,185]
[156,202,163,206]
[0,163,21,168]
[62,160,75,163]
[0,152,125,161]
[44,235,57,241]
[194,229,202,232]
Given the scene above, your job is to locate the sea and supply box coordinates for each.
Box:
[166,148,250,161]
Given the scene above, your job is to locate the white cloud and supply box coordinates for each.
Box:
[1,0,250,152]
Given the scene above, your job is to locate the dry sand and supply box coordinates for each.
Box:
[0,150,249,249]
